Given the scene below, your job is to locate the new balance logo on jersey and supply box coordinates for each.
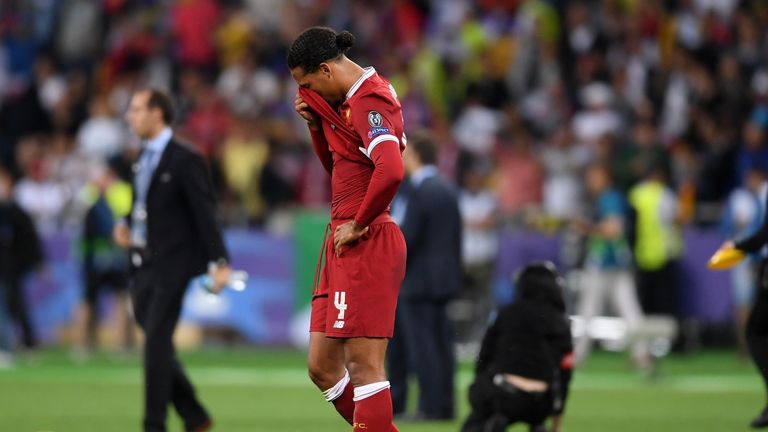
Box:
[333,320,345,329]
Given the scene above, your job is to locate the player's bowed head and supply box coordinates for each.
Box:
[288,27,362,108]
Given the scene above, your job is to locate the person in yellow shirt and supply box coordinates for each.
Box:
[629,166,682,335]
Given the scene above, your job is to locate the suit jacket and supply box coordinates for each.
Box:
[129,137,228,286]
[398,174,462,301]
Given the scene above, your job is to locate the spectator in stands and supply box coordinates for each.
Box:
[170,0,221,68]
[218,117,269,225]
[216,51,281,117]
[77,97,127,162]
[737,121,768,186]
[495,128,543,221]
[572,83,622,149]
[540,125,592,221]
[616,120,669,193]
[14,154,67,235]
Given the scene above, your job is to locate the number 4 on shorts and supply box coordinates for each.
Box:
[334,291,347,320]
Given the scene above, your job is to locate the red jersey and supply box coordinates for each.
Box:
[301,68,408,338]
[304,67,406,226]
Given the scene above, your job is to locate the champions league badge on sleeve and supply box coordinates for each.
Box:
[368,111,383,127]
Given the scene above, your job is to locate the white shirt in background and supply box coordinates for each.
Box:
[459,189,498,266]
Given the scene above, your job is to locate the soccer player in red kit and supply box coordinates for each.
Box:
[288,27,406,431]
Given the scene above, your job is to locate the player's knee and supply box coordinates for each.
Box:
[307,359,338,389]
[345,359,385,387]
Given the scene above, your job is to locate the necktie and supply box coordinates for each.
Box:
[131,148,156,249]
[135,148,156,205]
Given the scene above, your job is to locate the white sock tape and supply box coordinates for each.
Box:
[353,381,390,402]
[323,370,351,402]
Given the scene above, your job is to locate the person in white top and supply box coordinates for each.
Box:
[456,159,499,347]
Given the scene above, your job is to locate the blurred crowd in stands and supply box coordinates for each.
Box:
[2,0,767,233]
[1,0,768,354]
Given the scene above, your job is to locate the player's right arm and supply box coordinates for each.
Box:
[295,95,333,174]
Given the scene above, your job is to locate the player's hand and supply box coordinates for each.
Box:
[333,221,368,256]
[295,95,320,131]
[210,264,231,294]
[113,221,131,249]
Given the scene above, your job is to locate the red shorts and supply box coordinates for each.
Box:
[310,217,406,338]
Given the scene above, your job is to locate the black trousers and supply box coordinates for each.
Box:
[461,375,552,432]
[747,261,768,402]
[130,266,208,432]
[636,261,679,317]
[6,277,36,349]
[387,299,455,419]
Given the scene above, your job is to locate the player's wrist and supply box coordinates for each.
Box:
[351,220,365,232]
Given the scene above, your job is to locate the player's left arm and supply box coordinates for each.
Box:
[351,95,405,227]
[334,95,404,254]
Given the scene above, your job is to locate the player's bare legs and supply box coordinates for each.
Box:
[308,331,346,389]
[308,331,355,424]
[345,337,398,431]
[307,334,398,431]
[344,337,388,385]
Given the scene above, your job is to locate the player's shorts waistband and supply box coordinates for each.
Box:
[330,213,394,229]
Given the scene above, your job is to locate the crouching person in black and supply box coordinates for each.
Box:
[461,262,574,432]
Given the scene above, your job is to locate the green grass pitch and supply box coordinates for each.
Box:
[0,348,761,431]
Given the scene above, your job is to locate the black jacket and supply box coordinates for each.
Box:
[398,174,462,301]
[129,138,228,285]
[475,301,572,382]
[475,290,573,415]
[0,201,43,281]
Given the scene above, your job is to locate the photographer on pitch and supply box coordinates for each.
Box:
[462,262,573,432]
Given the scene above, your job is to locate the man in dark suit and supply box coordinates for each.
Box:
[115,89,229,432]
[387,132,462,420]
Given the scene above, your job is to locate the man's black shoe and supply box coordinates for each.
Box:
[187,419,212,432]
[751,407,768,428]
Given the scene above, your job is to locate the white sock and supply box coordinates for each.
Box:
[322,369,350,402]
[353,381,390,402]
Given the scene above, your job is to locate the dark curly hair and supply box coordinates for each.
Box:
[287,27,356,73]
